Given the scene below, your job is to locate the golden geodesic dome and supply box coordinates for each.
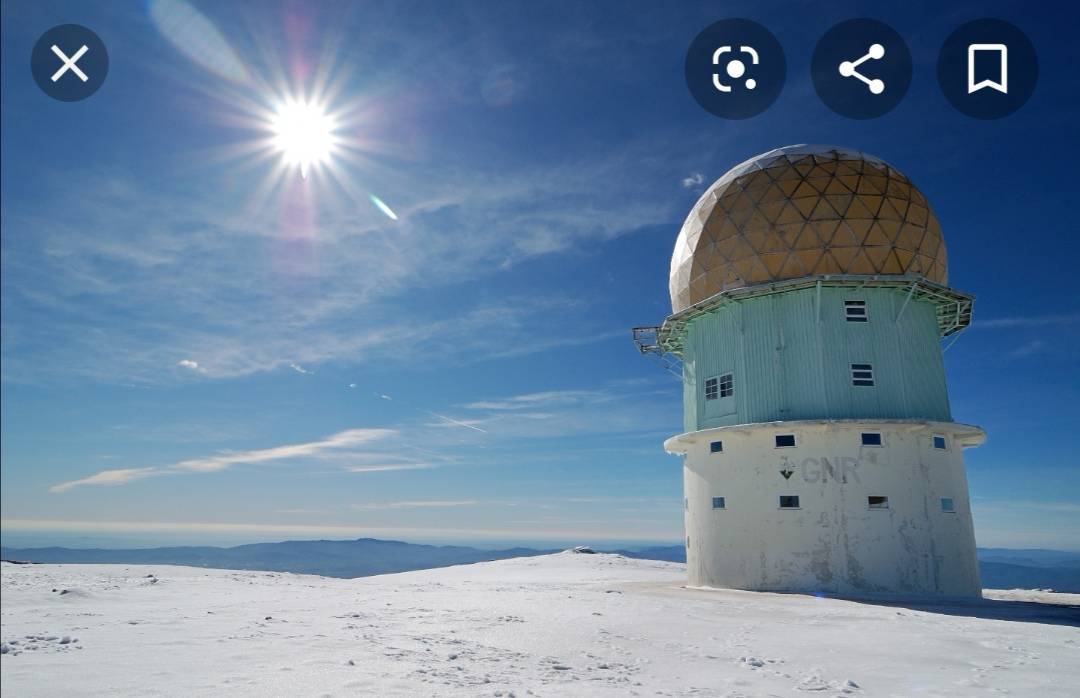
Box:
[669,145,947,313]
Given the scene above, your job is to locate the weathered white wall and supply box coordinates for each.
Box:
[667,420,984,598]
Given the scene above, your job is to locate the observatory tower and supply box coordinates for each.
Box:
[635,145,984,597]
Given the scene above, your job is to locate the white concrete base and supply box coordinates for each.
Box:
[666,420,984,597]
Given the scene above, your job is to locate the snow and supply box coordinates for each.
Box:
[2,553,1078,696]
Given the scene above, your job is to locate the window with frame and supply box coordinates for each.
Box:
[779,495,800,509]
[710,440,723,453]
[941,497,955,512]
[851,363,875,386]
[933,435,948,450]
[775,434,796,448]
[718,372,734,398]
[704,377,719,401]
[868,495,889,509]
[845,299,868,322]
[712,497,726,510]
[861,432,883,446]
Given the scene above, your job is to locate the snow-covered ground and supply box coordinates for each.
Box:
[2,552,1078,696]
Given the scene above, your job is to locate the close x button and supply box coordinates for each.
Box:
[31,24,109,102]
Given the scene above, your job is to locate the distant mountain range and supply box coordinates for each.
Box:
[974,548,1080,592]
[0,538,552,579]
[3,539,1078,592]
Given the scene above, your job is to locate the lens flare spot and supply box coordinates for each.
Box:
[369,194,398,220]
[148,0,250,84]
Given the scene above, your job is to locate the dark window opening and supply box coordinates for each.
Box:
[779,495,800,509]
[712,497,726,509]
[718,372,734,398]
[851,363,875,386]
[861,432,883,446]
[705,377,718,401]
[710,440,723,453]
[845,299,868,322]
[868,495,889,509]
[775,434,796,448]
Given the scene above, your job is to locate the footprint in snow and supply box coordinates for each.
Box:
[2,635,81,656]
[795,674,859,693]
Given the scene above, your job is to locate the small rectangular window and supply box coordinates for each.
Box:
[851,363,875,386]
[684,497,689,511]
[933,435,948,450]
[718,372,734,398]
[941,497,955,512]
[868,495,889,509]
[710,440,723,453]
[845,299,868,322]
[861,432,883,446]
[775,434,796,448]
[779,495,800,509]
[705,377,718,401]
[712,497,726,509]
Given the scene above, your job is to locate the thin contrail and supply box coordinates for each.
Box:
[424,410,488,433]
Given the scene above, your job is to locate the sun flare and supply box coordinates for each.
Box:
[270,100,336,178]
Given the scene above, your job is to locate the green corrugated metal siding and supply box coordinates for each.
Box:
[683,345,698,432]
[682,286,951,430]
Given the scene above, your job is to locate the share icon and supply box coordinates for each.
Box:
[839,43,885,94]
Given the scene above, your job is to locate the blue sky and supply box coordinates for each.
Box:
[2,0,1078,550]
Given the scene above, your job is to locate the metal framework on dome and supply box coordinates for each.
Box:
[669,145,948,315]
[634,274,973,358]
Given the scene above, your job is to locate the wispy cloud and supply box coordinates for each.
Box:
[50,427,397,493]
[2,130,684,385]
[344,463,435,473]
[550,496,673,504]
[177,359,201,371]
[351,500,478,511]
[48,468,163,492]
[482,330,625,360]
[681,172,705,188]
[289,363,312,374]
[480,64,524,107]
[974,313,1080,329]
[446,380,679,440]
[173,428,395,473]
[465,389,609,410]
[1007,339,1050,359]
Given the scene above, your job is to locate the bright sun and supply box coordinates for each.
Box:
[271,100,336,178]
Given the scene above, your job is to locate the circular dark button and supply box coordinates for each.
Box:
[937,19,1037,120]
[31,24,109,102]
[684,19,786,120]
[812,19,911,119]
